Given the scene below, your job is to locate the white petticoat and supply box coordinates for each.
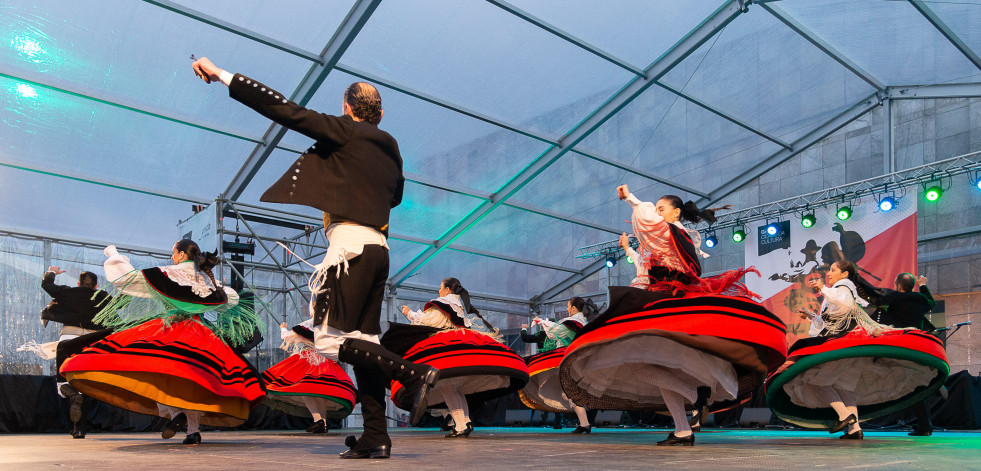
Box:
[783,357,937,408]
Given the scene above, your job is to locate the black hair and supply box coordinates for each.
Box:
[442,277,479,315]
[658,195,729,224]
[569,296,598,318]
[175,239,220,287]
[895,273,916,292]
[344,82,382,125]
[78,271,98,289]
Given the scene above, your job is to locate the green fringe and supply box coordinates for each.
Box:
[93,273,262,347]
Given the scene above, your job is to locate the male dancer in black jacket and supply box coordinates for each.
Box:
[863,273,937,436]
[193,57,438,459]
[41,267,110,438]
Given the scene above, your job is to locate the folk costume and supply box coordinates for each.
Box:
[519,314,592,432]
[216,69,438,458]
[766,279,948,439]
[59,246,263,444]
[559,191,787,446]
[261,319,357,433]
[382,293,528,437]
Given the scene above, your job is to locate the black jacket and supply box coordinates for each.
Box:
[865,285,936,330]
[40,272,110,331]
[229,74,404,233]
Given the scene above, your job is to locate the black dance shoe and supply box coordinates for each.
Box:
[71,426,86,439]
[840,430,864,440]
[69,393,85,424]
[656,432,695,446]
[444,422,474,438]
[339,445,391,459]
[182,432,201,445]
[908,427,932,436]
[571,425,592,434]
[306,419,329,434]
[689,386,711,432]
[161,412,187,439]
[829,414,857,434]
[440,415,454,432]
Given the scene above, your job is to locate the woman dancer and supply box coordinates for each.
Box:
[766,260,948,439]
[559,185,787,446]
[261,316,357,434]
[519,297,594,433]
[384,277,529,438]
[61,240,265,445]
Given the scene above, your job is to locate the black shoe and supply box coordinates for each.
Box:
[829,414,857,434]
[69,393,84,424]
[444,422,473,438]
[161,412,187,439]
[339,445,391,459]
[656,432,695,446]
[182,432,201,445]
[571,425,592,434]
[689,386,711,432]
[909,428,933,437]
[440,415,454,432]
[71,426,85,439]
[337,339,440,426]
[840,430,863,440]
[306,419,329,434]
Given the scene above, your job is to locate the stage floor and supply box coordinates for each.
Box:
[1,427,978,470]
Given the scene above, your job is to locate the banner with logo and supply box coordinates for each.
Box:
[744,195,917,345]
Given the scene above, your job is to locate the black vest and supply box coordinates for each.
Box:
[40,272,110,331]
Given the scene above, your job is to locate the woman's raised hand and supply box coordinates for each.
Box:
[616,185,629,200]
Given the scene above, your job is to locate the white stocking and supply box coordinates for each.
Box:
[302,396,329,422]
[185,410,202,435]
[574,406,590,427]
[438,384,470,432]
[661,388,692,437]
[833,385,862,432]
[645,366,697,403]
[811,385,850,421]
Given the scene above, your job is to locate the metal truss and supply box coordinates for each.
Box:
[705,151,981,231]
[390,0,748,289]
[908,0,981,72]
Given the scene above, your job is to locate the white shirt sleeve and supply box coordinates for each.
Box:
[219,70,234,87]
[820,285,857,320]
[280,326,292,340]
[808,314,825,337]
[625,193,665,226]
[103,245,153,297]
[623,245,646,278]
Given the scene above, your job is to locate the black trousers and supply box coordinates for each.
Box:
[317,244,391,447]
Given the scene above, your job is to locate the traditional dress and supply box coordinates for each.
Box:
[60,246,265,441]
[261,319,357,432]
[559,192,787,444]
[766,279,949,434]
[382,294,528,435]
[519,314,592,431]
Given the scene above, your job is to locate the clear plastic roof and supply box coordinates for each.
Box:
[3,0,980,301]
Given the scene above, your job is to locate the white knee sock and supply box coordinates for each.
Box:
[184,410,202,435]
[302,396,328,422]
[833,385,861,432]
[646,366,697,404]
[812,385,849,420]
[438,385,469,432]
[574,406,590,427]
[661,388,692,437]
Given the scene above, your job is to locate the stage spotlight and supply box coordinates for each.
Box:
[705,233,718,248]
[836,206,852,221]
[732,228,745,243]
[977,178,981,191]
[605,255,617,268]
[924,185,943,202]
[878,196,896,212]
[766,223,778,236]
[801,213,816,228]
[626,255,634,265]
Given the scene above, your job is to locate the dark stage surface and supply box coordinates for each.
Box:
[1,428,978,470]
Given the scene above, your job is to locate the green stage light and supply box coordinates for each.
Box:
[732,229,745,243]
[626,255,634,265]
[925,186,943,202]
[836,206,852,221]
[801,213,816,228]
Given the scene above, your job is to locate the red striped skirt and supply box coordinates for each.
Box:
[519,347,575,413]
[261,353,356,418]
[61,318,265,426]
[766,328,948,428]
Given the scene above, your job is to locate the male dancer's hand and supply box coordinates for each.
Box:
[192,57,223,84]
[616,185,629,200]
[48,266,65,275]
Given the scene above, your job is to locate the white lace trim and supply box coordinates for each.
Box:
[159,262,219,298]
